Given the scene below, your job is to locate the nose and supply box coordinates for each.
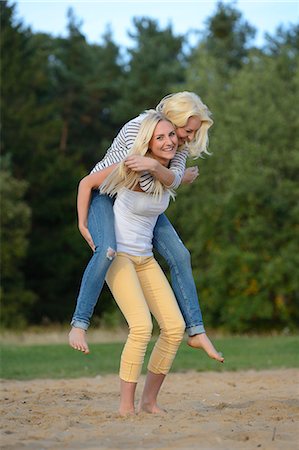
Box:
[166,135,174,145]
[188,132,195,142]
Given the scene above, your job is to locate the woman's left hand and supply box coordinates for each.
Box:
[124,155,157,173]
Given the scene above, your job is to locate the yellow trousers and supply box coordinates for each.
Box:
[106,253,185,383]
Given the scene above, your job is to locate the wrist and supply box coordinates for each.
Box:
[149,159,159,174]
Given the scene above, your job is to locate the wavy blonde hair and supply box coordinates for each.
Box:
[100,110,176,200]
[156,91,213,158]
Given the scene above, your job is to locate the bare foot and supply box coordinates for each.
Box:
[187,333,224,363]
[138,402,167,414]
[68,327,90,354]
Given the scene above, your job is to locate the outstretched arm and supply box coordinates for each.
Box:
[77,164,117,250]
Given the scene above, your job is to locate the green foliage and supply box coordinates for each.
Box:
[1,1,298,332]
[170,16,299,332]
[0,163,36,327]
[96,308,127,329]
[204,1,256,71]
[1,3,120,325]
[111,17,186,122]
[50,8,124,166]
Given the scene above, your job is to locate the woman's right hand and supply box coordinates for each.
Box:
[124,155,158,173]
[79,224,96,252]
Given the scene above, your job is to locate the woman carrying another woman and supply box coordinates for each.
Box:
[69,91,224,363]
[78,111,185,415]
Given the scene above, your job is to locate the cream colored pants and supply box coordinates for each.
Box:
[105,253,185,383]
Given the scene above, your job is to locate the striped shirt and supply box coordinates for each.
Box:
[91,114,189,193]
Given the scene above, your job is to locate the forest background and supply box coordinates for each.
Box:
[1,1,298,333]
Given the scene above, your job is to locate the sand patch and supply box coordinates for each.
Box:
[1,369,298,450]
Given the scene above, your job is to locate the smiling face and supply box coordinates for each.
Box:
[148,120,178,166]
[175,115,202,146]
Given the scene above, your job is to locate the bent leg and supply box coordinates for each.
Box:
[153,213,204,335]
[105,254,153,383]
[136,257,185,413]
[153,214,224,363]
[136,257,185,375]
[71,192,116,329]
[69,192,116,353]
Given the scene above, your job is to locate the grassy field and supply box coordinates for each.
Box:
[1,335,298,380]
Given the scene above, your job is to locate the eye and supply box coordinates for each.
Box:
[169,131,176,137]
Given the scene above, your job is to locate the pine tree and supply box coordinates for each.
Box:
[0,159,36,327]
[111,17,186,123]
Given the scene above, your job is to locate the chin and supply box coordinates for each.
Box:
[165,151,176,157]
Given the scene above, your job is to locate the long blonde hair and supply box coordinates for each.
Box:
[100,110,176,200]
[156,91,213,158]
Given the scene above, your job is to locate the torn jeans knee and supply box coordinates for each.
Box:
[106,247,116,260]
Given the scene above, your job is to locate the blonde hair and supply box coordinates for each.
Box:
[100,110,176,200]
[156,91,213,158]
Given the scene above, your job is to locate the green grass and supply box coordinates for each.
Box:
[1,335,298,380]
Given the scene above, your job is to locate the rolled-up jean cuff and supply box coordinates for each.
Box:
[70,320,89,331]
[186,324,205,336]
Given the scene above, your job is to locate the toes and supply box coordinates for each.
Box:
[216,353,224,363]
[69,340,89,353]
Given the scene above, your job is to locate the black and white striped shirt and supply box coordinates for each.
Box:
[91,115,189,193]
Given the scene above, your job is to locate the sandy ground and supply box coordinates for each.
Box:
[1,369,298,450]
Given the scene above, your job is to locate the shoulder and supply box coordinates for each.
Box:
[123,114,144,133]
[120,114,144,148]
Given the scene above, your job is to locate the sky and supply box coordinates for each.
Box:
[14,0,299,50]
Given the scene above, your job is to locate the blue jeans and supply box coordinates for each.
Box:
[71,191,205,336]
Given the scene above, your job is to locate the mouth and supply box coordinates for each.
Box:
[162,146,176,153]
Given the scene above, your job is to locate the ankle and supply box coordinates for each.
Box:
[70,327,86,334]
[138,400,165,414]
[140,397,155,407]
[119,403,135,415]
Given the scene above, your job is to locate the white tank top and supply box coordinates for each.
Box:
[114,188,170,256]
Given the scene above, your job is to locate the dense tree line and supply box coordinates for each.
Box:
[1,1,298,332]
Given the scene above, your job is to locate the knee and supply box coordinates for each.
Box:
[166,240,191,269]
[105,246,117,261]
[162,319,185,344]
[176,244,191,266]
[94,244,117,263]
[129,322,153,344]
